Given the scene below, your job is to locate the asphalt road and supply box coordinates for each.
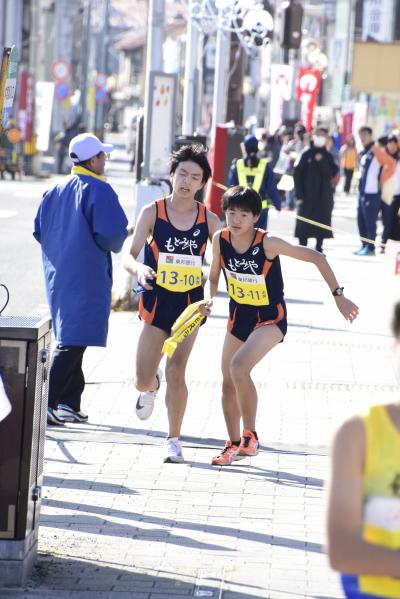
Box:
[0,151,136,316]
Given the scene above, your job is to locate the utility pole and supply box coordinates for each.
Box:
[80,0,92,127]
[95,0,109,139]
[142,0,165,178]
[182,0,198,135]
[211,10,229,129]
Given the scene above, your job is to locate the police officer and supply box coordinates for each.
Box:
[228,134,281,229]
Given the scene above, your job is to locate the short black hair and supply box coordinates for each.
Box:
[359,126,373,135]
[221,186,262,216]
[392,302,400,339]
[170,144,211,183]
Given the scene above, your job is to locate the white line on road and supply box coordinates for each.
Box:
[0,210,18,218]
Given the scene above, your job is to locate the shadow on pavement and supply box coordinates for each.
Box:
[0,553,275,598]
[40,498,323,555]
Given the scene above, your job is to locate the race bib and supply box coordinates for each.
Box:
[157,252,202,292]
[225,269,269,306]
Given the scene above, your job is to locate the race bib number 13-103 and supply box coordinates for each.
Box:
[157,252,202,292]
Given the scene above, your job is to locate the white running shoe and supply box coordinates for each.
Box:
[163,437,184,463]
[135,368,162,420]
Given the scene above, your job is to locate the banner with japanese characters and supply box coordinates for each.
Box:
[295,67,321,131]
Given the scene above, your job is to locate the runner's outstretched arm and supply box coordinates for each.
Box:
[264,236,359,323]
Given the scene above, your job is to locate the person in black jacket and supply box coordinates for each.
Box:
[294,127,339,254]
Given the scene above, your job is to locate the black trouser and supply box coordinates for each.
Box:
[299,236,324,252]
[343,168,354,193]
[48,345,87,411]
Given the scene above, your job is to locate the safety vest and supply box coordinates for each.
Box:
[236,158,269,208]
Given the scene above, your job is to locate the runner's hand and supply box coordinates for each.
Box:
[198,300,213,317]
[335,296,359,323]
[137,264,157,290]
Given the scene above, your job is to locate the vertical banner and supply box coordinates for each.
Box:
[269,64,293,133]
[0,46,19,133]
[146,72,177,178]
[35,81,54,152]
[17,70,34,142]
[362,0,394,43]
[295,67,321,131]
[342,101,354,142]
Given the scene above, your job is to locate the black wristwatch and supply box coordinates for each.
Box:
[332,286,344,297]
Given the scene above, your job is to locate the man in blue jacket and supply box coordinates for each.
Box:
[34,133,128,425]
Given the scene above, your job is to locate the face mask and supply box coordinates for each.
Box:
[313,136,326,148]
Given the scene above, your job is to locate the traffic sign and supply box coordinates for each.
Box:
[95,88,107,104]
[51,60,71,82]
[54,81,72,101]
[6,127,21,143]
[95,73,107,88]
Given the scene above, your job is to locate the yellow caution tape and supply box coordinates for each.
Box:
[162,300,208,358]
[211,180,376,245]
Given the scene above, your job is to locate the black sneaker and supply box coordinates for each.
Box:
[47,407,66,426]
[57,404,88,423]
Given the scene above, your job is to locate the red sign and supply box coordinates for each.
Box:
[295,68,321,131]
[51,60,71,82]
[17,70,34,142]
[395,251,400,275]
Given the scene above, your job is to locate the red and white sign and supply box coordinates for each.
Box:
[51,60,71,82]
[395,251,400,275]
[295,68,321,131]
[17,70,34,142]
[269,64,293,133]
[342,102,354,143]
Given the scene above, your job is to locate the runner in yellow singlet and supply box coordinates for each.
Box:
[327,302,400,598]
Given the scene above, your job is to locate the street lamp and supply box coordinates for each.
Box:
[183,0,274,129]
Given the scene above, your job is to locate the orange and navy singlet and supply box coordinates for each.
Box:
[139,198,210,333]
[219,227,287,342]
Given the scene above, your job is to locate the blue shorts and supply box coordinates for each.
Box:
[227,300,287,342]
[138,284,204,335]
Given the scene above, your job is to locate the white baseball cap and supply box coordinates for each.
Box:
[69,133,114,163]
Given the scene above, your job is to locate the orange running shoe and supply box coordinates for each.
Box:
[238,429,259,457]
[211,441,240,466]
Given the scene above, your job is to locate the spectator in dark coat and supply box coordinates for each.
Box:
[294,127,339,254]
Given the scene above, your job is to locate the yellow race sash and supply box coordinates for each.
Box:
[162,300,207,358]
[157,252,202,293]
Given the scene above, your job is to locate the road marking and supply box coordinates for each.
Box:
[0,210,17,218]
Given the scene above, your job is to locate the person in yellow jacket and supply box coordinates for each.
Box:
[228,134,281,229]
[327,301,400,598]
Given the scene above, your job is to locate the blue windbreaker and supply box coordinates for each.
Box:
[33,167,128,346]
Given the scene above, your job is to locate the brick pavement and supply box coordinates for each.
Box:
[1,194,399,599]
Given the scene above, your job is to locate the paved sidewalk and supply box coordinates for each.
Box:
[2,195,399,599]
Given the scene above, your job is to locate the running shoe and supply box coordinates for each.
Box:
[211,441,240,466]
[238,429,259,457]
[135,368,162,420]
[163,437,184,463]
[47,407,65,426]
[57,404,89,423]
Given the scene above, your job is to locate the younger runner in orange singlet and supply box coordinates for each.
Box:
[203,186,359,466]
[123,145,220,463]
